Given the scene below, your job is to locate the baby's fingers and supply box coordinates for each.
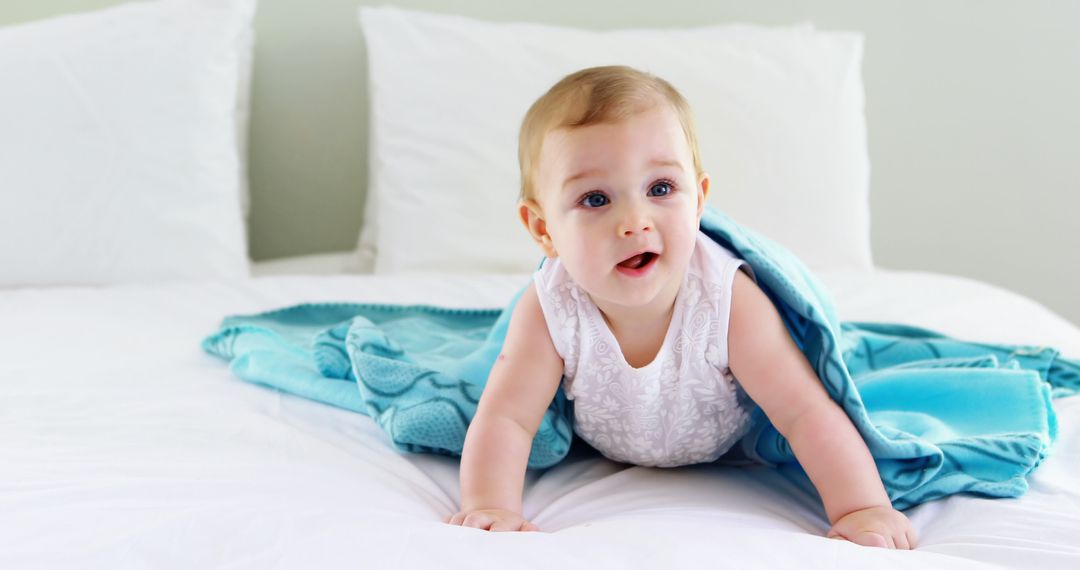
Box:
[444,512,468,526]
[491,515,542,532]
[444,511,494,529]
[443,510,541,533]
[827,529,892,549]
[852,531,892,549]
[894,531,910,550]
[462,512,494,530]
[489,517,525,532]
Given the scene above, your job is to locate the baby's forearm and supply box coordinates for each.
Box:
[785,401,892,525]
[459,413,533,513]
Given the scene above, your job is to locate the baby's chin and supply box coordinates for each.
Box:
[592,274,678,310]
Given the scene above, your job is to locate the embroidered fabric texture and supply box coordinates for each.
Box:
[534,232,759,467]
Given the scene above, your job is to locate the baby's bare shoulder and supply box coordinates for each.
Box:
[729,268,770,315]
[498,284,563,376]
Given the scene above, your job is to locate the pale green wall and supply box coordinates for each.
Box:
[4,1,1079,326]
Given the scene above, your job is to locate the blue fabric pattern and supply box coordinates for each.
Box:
[201,207,1079,510]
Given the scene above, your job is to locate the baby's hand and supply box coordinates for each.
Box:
[444,508,540,532]
[826,505,917,550]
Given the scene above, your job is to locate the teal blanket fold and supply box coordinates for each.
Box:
[202,208,1080,510]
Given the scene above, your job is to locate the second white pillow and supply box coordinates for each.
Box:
[355,7,872,275]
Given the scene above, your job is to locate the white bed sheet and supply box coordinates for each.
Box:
[2,267,1079,569]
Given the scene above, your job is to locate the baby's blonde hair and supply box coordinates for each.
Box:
[518,65,703,202]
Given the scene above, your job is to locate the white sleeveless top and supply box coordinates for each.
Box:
[533,231,759,467]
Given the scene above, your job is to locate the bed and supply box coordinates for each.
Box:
[2,261,1079,568]
[3,1,1078,569]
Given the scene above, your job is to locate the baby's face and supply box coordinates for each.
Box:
[531,103,708,310]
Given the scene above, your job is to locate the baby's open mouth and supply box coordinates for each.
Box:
[617,252,658,270]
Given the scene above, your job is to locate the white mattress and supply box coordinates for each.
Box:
[3,264,1079,569]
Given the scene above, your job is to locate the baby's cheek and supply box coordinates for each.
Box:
[561,240,596,272]
[570,231,604,258]
[676,227,700,257]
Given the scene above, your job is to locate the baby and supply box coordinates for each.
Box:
[444,65,916,549]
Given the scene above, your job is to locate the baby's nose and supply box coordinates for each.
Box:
[620,218,652,236]
[617,201,653,236]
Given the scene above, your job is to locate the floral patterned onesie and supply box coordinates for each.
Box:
[533,231,760,467]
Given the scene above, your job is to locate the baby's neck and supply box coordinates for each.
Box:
[592,278,682,368]
[600,300,675,338]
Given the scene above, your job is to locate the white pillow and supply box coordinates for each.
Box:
[353,6,872,275]
[0,0,255,287]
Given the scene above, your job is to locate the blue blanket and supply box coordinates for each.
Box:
[202,208,1080,510]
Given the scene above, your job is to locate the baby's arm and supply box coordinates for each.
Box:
[727,270,917,550]
[444,284,564,532]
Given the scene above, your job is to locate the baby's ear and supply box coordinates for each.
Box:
[696,173,711,219]
[519,199,558,258]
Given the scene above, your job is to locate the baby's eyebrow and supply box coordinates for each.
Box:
[649,159,683,171]
[562,158,683,189]
[562,169,602,188]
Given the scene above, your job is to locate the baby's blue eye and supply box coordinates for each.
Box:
[581,193,609,208]
[648,181,673,197]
